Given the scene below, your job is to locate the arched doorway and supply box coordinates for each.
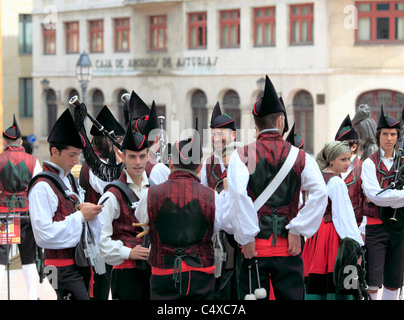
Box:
[356,89,404,122]
[191,89,208,145]
[222,90,241,130]
[47,89,57,135]
[293,90,314,154]
[92,89,104,116]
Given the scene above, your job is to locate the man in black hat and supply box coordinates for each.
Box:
[79,105,125,300]
[201,102,236,192]
[335,115,366,233]
[0,115,41,300]
[134,126,234,300]
[28,109,104,300]
[226,76,327,300]
[199,102,238,299]
[360,106,404,300]
[97,127,151,300]
[124,90,169,184]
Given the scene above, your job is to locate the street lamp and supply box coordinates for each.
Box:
[256,77,265,92]
[75,51,92,104]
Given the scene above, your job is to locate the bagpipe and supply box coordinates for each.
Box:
[376,109,404,234]
[69,95,124,182]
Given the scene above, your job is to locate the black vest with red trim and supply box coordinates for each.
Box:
[363,149,395,219]
[0,145,37,214]
[30,162,81,260]
[205,154,225,190]
[237,130,305,239]
[147,169,215,269]
[79,147,103,204]
[344,156,364,224]
[323,172,338,223]
[106,171,143,249]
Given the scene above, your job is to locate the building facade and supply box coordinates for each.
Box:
[2,0,34,153]
[31,0,404,163]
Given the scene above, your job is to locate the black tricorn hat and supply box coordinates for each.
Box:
[47,109,85,149]
[253,76,286,118]
[171,118,202,166]
[90,105,125,137]
[335,114,359,141]
[123,90,151,127]
[121,121,149,152]
[377,105,401,130]
[286,123,304,149]
[133,101,160,138]
[3,114,22,140]
[210,102,236,131]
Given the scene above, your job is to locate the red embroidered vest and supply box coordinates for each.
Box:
[205,155,225,190]
[106,171,143,249]
[323,172,338,223]
[31,162,81,260]
[344,156,364,224]
[79,147,103,205]
[147,169,215,269]
[237,131,305,239]
[363,149,395,219]
[0,145,37,214]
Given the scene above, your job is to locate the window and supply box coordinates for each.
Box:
[19,14,32,54]
[356,89,404,122]
[92,89,104,116]
[19,78,33,117]
[114,18,130,52]
[47,89,57,134]
[65,21,79,53]
[89,20,104,53]
[356,1,404,43]
[254,7,276,46]
[290,3,314,45]
[293,90,314,154]
[188,12,207,49]
[222,90,241,130]
[150,15,167,51]
[220,9,240,48]
[43,24,56,54]
[191,90,208,145]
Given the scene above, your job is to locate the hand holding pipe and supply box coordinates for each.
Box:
[69,95,122,151]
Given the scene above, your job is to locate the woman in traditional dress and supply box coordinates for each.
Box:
[302,141,364,300]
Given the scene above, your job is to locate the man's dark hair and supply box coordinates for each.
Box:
[254,112,283,132]
[171,162,200,172]
[49,143,69,155]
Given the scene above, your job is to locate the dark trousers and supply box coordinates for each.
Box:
[151,271,215,300]
[365,224,404,289]
[0,218,36,265]
[239,255,305,300]
[51,264,91,300]
[91,264,112,300]
[111,267,151,300]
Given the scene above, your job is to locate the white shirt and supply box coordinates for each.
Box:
[149,162,170,185]
[98,169,149,265]
[201,151,226,187]
[327,176,364,246]
[361,148,404,208]
[227,147,328,246]
[28,161,103,250]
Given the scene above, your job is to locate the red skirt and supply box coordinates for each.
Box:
[302,217,341,277]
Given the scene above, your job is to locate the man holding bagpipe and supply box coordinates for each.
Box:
[361,106,404,300]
